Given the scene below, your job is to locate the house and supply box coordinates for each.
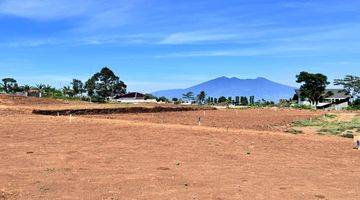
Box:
[114,92,157,103]
[295,89,351,110]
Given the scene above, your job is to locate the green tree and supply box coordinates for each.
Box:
[249,96,255,105]
[334,75,360,99]
[296,71,329,106]
[182,92,194,102]
[71,79,85,96]
[227,97,232,104]
[62,86,74,97]
[196,91,206,105]
[218,96,227,103]
[157,96,169,102]
[2,78,18,93]
[235,96,240,105]
[240,96,249,105]
[35,84,47,98]
[85,67,127,101]
[144,93,157,100]
[85,77,96,97]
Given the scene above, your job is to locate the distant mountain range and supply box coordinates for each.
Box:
[152,76,295,102]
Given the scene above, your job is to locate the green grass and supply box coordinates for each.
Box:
[324,113,337,119]
[292,114,360,136]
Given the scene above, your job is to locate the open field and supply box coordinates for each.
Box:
[0,94,203,113]
[85,109,322,131]
[1,96,360,199]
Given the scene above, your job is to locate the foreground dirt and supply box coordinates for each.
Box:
[1,108,360,199]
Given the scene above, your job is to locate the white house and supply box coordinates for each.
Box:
[114,92,157,103]
[295,89,351,110]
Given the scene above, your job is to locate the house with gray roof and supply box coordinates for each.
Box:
[295,89,351,110]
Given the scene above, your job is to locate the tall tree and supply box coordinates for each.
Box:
[71,79,85,96]
[249,96,255,105]
[334,75,360,99]
[296,71,329,106]
[227,97,232,104]
[2,78,18,93]
[85,67,127,100]
[235,96,240,105]
[240,96,249,105]
[196,91,206,105]
[85,77,96,97]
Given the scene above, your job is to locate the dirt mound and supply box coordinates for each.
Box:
[0,94,68,106]
[32,106,216,116]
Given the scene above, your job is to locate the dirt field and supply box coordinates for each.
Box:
[1,96,360,199]
[86,109,321,131]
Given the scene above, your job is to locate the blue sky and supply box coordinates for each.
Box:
[0,0,359,92]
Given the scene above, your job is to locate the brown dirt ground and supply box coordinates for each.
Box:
[1,99,360,199]
[84,109,322,131]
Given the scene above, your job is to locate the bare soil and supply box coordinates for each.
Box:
[1,97,360,199]
[85,108,321,131]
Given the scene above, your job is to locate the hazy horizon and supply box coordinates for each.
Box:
[0,0,359,92]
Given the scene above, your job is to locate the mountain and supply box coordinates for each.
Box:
[152,76,295,102]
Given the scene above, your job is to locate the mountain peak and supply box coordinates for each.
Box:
[256,77,268,80]
[153,76,295,101]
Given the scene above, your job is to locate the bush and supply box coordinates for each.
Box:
[291,104,314,110]
[347,99,360,110]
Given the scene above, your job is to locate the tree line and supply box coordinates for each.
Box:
[1,69,359,108]
[0,67,127,102]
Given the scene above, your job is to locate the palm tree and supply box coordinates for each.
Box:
[36,84,46,98]
[62,86,74,97]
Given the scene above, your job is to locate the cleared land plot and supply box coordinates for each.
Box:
[0,111,360,199]
[1,97,359,200]
[85,109,322,131]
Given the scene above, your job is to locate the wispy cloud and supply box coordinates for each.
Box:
[159,31,238,45]
[156,45,318,58]
[0,0,142,32]
[0,0,96,20]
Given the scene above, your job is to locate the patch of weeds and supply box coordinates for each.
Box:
[37,185,50,193]
[324,113,337,119]
[292,117,323,127]
[284,128,303,135]
[44,168,57,174]
[293,115,360,136]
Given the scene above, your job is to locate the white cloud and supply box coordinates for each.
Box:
[0,0,140,31]
[156,44,327,58]
[159,31,238,45]
[0,0,96,20]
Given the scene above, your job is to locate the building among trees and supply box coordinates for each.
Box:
[114,92,156,103]
[295,89,351,110]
